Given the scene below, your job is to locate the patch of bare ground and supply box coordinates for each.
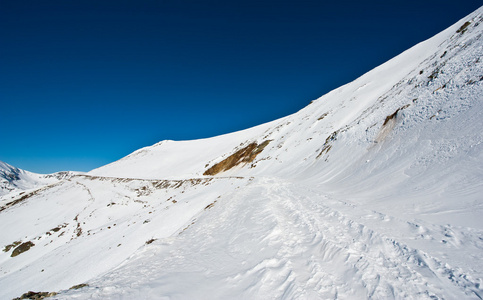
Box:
[456,21,471,34]
[179,219,197,235]
[73,215,82,238]
[0,183,59,213]
[145,238,156,245]
[204,140,271,175]
[46,223,68,235]
[317,112,329,120]
[316,130,339,160]
[375,104,410,143]
[12,291,57,300]
[204,200,217,210]
[69,283,89,290]
[12,283,88,300]
[3,240,21,253]
[11,241,35,257]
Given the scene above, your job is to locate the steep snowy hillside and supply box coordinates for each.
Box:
[1,7,483,300]
[0,161,74,197]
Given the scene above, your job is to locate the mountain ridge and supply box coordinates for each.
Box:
[0,160,76,197]
[89,6,482,182]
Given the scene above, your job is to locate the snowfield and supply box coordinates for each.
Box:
[1,6,483,300]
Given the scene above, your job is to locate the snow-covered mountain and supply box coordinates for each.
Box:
[1,7,483,300]
[0,161,74,197]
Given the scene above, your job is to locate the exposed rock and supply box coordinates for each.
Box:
[12,291,56,299]
[11,241,35,257]
[3,241,21,253]
[204,140,271,175]
[69,283,89,290]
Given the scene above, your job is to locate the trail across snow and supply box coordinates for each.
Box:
[59,177,483,299]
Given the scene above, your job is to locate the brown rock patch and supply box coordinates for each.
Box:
[11,241,35,257]
[204,140,271,175]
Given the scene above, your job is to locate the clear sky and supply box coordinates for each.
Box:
[1,0,481,173]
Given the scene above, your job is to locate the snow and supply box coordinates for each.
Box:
[0,160,74,197]
[89,121,277,180]
[1,6,483,300]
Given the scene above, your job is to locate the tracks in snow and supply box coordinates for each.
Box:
[58,176,482,299]
[248,177,482,299]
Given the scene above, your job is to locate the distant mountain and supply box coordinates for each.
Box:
[0,161,75,197]
[1,7,483,300]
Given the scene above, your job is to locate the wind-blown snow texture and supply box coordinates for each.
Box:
[1,7,483,300]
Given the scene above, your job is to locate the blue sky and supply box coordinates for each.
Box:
[1,0,481,173]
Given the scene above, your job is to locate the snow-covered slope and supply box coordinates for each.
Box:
[1,7,483,300]
[0,161,74,197]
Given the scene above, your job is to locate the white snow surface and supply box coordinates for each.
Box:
[1,7,483,300]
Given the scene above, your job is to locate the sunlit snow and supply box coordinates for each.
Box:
[1,7,483,300]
